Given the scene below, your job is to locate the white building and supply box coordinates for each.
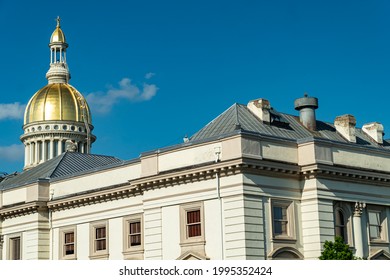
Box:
[0,20,389,260]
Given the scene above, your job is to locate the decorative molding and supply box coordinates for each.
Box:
[0,201,47,220]
[368,249,390,260]
[177,250,209,260]
[353,202,366,217]
[301,163,390,186]
[47,183,139,212]
[3,156,390,216]
[268,246,304,260]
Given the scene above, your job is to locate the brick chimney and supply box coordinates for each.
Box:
[362,122,384,144]
[334,114,356,143]
[294,94,319,131]
[247,98,271,123]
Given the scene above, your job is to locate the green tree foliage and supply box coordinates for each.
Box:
[319,236,355,260]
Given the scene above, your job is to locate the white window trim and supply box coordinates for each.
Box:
[180,202,205,247]
[89,220,109,260]
[7,233,22,260]
[333,202,354,247]
[367,206,388,244]
[59,226,77,260]
[270,199,296,241]
[123,214,144,259]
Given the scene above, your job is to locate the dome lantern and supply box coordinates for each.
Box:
[47,16,70,84]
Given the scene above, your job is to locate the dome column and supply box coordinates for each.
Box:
[50,140,54,160]
[58,139,64,154]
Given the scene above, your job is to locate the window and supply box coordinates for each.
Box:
[90,221,109,259]
[180,202,205,254]
[64,232,75,254]
[273,205,288,237]
[45,141,50,160]
[53,140,58,157]
[9,236,21,260]
[60,227,76,260]
[271,200,295,239]
[333,202,353,246]
[368,209,387,242]
[38,141,43,161]
[95,226,107,251]
[61,141,66,153]
[123,214,144,259]
[129,221,141,246]
[187,210,201,238]
[335,209,347,242]
[180,202,205,244]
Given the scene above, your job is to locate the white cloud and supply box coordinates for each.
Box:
[145,72,155,79]
[0,144,24,162]
[0,102,26,120]
[86,77,159,114]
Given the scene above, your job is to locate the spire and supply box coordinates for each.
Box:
[46,16,70,84]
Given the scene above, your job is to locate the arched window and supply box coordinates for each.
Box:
[333,202,352,245]
[335,208,347,243]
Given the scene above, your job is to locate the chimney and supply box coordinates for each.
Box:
[294,94,319,130]
[247,98,271,123]
[362,122,384,144]
[334,114,356,143]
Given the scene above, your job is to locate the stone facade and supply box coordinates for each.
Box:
[1,122,390,259]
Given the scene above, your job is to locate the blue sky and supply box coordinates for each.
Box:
[1,0,390,173]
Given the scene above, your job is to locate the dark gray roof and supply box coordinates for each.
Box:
[190,103,390,149]
[0,152,123,190]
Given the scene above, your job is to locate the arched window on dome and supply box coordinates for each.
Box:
[31,142,36,164]
[38,141,43,162]
[53,140,59,157]
[45,141,50,160]
[62,141,66,154]
[78,142,83,153]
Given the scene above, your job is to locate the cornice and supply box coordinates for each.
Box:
[301,163,390,186]
[47,183,139,212]
[0,201,47,220]
[240,158,300,178]
[130,159,243,191]
[4,157,390,215]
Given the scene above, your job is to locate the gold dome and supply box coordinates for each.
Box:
[24,83,92,125]
[50,26,66,44]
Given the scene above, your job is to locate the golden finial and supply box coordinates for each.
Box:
[56,16,61,27]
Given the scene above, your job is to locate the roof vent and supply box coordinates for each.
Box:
[247,98,271,123]
[294,94,318,131]
[362,122,384,144]
[334,114,356,143]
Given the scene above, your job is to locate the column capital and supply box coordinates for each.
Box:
[353,202,366,217]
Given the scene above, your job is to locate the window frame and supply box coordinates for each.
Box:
[367,207,388,243]
[271,199,296,241]
[123,214,144,259]
[180,202,205,246]
[59,226,77,260]
[333,202,354,246]
[89,220,109,260]
[8,234,22,260]
[334,208,347,240]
